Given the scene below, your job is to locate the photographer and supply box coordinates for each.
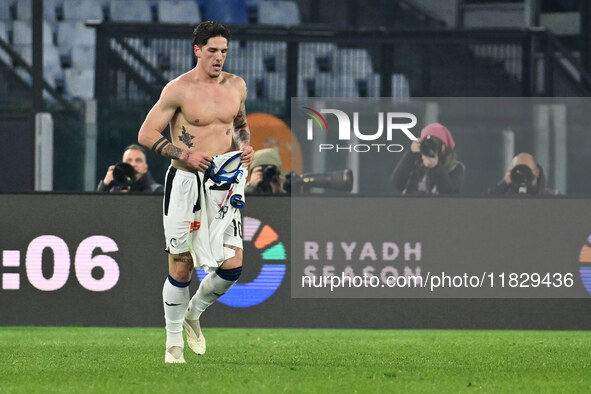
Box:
[488,153,558,195]
[245,148,285,194]
[391,123,465,194]
[97,144,163,193]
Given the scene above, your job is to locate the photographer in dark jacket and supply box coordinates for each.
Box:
[97,144,163,193]
[245,148,285,194]
[391,123,465,194]
[488,152,558,195]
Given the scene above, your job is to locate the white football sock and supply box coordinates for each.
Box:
[162,275,190,348]
[186,268,241,320]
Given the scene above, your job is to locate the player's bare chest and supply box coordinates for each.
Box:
[181,86,240,125]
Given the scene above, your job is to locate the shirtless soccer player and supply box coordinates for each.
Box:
[138,21,254,363]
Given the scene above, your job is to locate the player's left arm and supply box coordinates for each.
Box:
[234,78,253,165]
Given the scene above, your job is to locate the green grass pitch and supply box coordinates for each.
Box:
[1,327,590,393]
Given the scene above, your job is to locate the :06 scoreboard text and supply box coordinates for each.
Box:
[2,235,120,291]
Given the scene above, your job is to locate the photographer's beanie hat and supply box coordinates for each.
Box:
[420,123,455,149]
[249,148,283,172]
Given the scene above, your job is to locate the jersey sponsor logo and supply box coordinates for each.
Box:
[189,222,201,233]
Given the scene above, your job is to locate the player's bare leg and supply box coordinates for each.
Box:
[163,252,193,363]
[185,245,242,355]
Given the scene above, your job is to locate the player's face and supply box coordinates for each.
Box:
[123,149,148,178]
[194,36,228,78]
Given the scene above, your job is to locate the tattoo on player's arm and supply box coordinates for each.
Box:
[233,127,250,147]
[151,136,190,161]
[161,144,184,160]
[233,103,250,147]
[234,105,247,129]
[151,136,170,155]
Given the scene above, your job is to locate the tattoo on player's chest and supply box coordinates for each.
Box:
[225,128,231,135]
[179,126,195,148]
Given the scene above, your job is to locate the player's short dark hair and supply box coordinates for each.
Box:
[192,21,231,47]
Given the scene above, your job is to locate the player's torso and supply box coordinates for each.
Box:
[170,75,241,170]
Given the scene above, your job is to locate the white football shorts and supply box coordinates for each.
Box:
[163,165,242,256]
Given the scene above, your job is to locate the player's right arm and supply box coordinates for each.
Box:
[138,81,211,171]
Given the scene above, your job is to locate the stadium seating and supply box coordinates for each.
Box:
[314,74,358,97]
[366,73,381,97]
[15,0,60,22]
[64,67,94,98]
[244,0,262,22]
[250,41,286,72]
[0,2,11,21]
[263,71,285,100]
[391,73,411,97]
[298,42,337,78]
[202,0,248,25]
[334,48,373,77]
[70,44,95,69]
[168,47,194,73]
[224,43,264,75]
[13,43,63,88]
[62,0,104,21]
[12,20,54,45]
[0,21,9,64]
[134,41,160,71]
[258,1,300,26]
[110,0,152,22]
[240,72,260,99]
[0,21,7,41]
[294,71,410,98]
[57,21,96,57]
[158,0,201,23]
[0,0,412,102]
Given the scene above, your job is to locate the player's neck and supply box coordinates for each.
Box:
[193,67,223,84]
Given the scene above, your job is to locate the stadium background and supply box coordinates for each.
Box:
[0,0,590,331]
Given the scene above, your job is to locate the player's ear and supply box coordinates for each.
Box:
[193,45,200,58]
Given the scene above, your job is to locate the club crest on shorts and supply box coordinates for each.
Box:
[217,205,229,219]
[170,238,178,248]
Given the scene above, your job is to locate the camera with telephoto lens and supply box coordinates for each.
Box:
[283,169,353,194]
[510,164,534,194]
[255,165,281,193]
[419,135,443,158]
[111,162,136,191]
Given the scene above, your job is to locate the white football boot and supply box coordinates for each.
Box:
[164,346,186,363]
[183,318,206,355]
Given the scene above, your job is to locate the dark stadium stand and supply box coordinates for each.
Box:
[1,0,591,191]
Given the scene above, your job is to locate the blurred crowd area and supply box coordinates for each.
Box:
[0,0,590,194]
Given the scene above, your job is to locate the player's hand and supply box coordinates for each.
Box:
[422,154,438,168]
[186,151,212,172]
[240,144,254,166]
[103,165,115,184]
[410,140,421,153]
[248,167,263,187]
